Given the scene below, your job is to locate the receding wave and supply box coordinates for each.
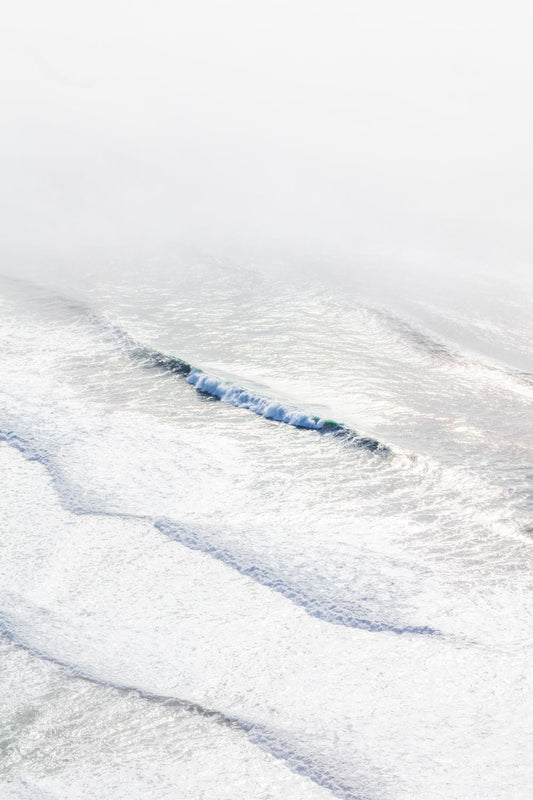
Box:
[0,429,434,637]
[155,519,439,637]
[0,619,371,800]
[0,614,236,725]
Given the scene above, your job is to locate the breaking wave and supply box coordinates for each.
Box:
[116,335,390,453]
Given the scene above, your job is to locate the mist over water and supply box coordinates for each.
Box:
[1,3,533,800]
[3,1,533,278]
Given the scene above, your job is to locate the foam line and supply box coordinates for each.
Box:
[155,519,440,637]
[0,431,435,637]
[0,622,370,800]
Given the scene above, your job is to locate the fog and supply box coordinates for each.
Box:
[2,0,533,290]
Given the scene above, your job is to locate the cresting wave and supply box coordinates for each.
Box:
[5,273,532,449]
[1,275,391,453]
[132,344,390,454]
[2,273,532,800]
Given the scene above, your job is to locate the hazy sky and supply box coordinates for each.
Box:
[2,0,533,279]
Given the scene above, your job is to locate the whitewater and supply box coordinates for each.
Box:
[0,262,531,800]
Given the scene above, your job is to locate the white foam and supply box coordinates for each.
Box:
[187,369,323,429]
[1,445,533,800]
[0,640,332,800]
[1,277,533,800]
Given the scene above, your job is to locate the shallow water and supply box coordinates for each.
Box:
[0,266,532,799]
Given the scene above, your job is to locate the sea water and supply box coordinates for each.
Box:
[0,263,532,799]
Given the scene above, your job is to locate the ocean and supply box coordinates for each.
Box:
[0,261,531,799]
